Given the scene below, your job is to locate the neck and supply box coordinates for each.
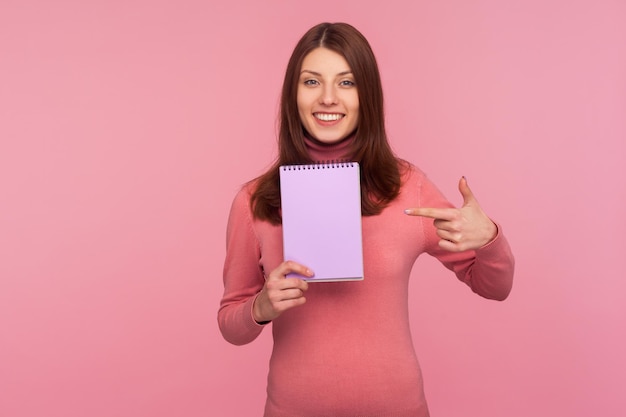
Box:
[304,134,355,162]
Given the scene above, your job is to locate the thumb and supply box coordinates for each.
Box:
[459,176,476,206]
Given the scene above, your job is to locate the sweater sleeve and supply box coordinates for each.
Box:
[418,173,515,301]
[217,186,267,345]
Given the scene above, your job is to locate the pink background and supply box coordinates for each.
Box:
[1,1,625,416]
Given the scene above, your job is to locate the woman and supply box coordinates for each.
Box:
[218,22,514,417]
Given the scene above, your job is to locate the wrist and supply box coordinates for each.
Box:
[484,220,498,244]
[487,220,498,243]
[252,293,271,325]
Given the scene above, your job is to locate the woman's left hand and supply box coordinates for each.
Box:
[404,177,497,252]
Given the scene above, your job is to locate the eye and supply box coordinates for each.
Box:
[303,79,319,86]
[339,80,355,87]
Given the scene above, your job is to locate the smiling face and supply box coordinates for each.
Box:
[297,47,359,144]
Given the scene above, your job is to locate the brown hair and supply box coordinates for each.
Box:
[251,22,403,224]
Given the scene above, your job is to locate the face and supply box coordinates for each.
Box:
[297,47,359,144]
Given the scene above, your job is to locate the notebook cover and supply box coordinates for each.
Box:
[279,162,364,281]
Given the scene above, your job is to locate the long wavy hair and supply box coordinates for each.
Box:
[251,22,403,224]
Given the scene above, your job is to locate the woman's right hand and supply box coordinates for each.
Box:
[252,261,313,323]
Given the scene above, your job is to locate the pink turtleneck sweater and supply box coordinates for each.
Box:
[218,137,514,417]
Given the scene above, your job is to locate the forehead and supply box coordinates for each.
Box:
[301,47,351,73]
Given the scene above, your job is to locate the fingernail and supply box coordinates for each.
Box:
[404,209,411,215]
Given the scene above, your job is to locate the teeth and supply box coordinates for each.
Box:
[315,113,343,121]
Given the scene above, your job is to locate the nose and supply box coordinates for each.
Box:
[319,84,337,105]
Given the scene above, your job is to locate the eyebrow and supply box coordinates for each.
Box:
[300,70,353,76]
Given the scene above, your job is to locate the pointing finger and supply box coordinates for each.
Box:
[404,207,457,220]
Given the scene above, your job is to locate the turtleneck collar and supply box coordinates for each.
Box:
[304,134,355,162]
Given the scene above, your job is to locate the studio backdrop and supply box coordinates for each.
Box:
[1,1,625,416]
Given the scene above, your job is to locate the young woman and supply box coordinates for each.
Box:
[218,22,514,417]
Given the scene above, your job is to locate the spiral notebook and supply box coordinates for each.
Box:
[279,162,364,282]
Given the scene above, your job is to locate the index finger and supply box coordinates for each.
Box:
[404,207,456,220]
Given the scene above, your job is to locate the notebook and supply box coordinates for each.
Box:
[279,161,364,282]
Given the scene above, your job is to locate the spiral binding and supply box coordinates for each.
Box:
[280,160,356,171]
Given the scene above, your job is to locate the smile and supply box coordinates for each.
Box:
[314,113,344,121]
